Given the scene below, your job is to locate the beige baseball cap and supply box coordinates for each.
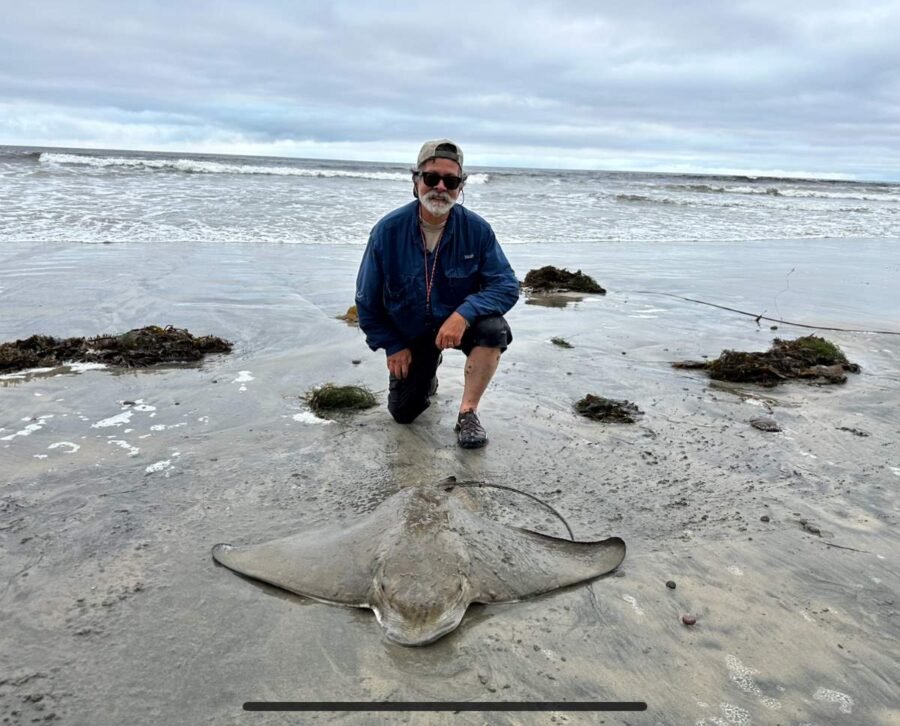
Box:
[416,139,464,171]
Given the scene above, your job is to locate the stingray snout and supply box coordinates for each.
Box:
[375,601,469,646]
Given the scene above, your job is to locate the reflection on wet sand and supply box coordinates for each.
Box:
[525,292,585,308]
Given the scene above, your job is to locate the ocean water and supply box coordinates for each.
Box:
[2,145,899,246]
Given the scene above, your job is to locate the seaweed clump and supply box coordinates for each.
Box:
[551,337,573,348]
[704,335,859,387]
[337,305,358,326]
[673,335,859,387]
[523,266,606,294]
[0,326,232,373]
[305,383,377,415]
[574,394,643,423]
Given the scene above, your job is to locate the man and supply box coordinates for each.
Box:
[355,139,519,448]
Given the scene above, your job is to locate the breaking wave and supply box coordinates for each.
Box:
[38,152,489,184]
[615,193,680,205]
[667,182,893,202]
[39,153,409,180]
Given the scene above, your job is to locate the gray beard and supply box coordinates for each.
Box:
[420,190,456,217]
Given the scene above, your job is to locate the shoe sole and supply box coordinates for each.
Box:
[458,438,487,449]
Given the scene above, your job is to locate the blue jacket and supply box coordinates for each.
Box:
[355,201,519,355]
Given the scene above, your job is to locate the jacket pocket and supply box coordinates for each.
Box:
[444,262,478,300]
[383,274,419,310]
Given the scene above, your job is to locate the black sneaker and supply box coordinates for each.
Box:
[455,410,487,449]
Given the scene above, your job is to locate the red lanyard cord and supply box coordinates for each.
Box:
[419,222,444,312]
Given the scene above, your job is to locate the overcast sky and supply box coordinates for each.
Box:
[2,1,898,179]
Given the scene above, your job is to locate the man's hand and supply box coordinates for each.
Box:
[435,312,468,350]
[387,348,412,379]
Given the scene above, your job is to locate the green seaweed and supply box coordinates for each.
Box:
[305,383,377,414]
[551,337,573,348]
[789,335,846,362]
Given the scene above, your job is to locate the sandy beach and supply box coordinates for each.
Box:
[1,238,898,725]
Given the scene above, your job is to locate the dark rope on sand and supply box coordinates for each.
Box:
[823,541,872,554]
[630,291,900,336]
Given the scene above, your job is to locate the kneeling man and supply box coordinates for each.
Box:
[355,139,519,448]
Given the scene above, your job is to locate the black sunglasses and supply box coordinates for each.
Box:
[415,171,464,190]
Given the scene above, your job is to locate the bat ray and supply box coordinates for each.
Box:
[212,482,625,646]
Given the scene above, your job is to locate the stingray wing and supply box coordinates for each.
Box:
[463,518,626,603]
[212,515,384,606]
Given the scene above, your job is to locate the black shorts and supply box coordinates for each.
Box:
[387,314,512,424]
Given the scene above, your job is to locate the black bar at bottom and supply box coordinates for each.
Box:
[243,701,647,712]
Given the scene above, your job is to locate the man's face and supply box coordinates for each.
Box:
[416,157,463,218]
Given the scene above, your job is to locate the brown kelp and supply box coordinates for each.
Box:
[523,266,606,294]
[674,335,859,387]
[0,326,232,373]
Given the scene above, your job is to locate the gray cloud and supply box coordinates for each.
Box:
[1,1,898,178]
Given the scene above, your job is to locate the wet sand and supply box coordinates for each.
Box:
[1,239,898,725]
